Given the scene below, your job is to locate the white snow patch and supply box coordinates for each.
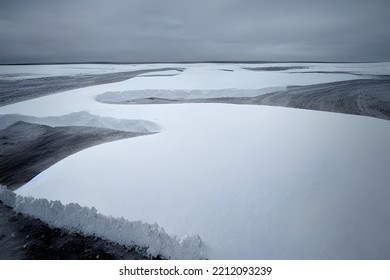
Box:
[15,104,390,259]
[0,111,160,133]
[0,186,204,260]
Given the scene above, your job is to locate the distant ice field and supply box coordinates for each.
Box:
[1,62,388,81]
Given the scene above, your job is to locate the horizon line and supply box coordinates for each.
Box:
[1,60,389,66]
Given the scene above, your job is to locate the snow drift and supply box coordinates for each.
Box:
[0,186,204,260]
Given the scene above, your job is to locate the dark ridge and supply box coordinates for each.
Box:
[0,121,149,190]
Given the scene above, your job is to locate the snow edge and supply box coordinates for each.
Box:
[0,186,205,260]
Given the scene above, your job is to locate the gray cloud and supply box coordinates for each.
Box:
[1,0,389,63]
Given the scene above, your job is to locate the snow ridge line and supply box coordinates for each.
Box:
[0,186,205,260]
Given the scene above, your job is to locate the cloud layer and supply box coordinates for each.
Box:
[1,0,389,63]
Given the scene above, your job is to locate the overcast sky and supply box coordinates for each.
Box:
[1,0,389,63]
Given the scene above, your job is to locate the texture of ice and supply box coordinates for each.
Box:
[0,186,204,259]
[0,111,160,133]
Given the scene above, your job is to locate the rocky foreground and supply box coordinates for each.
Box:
[0,201,151,260]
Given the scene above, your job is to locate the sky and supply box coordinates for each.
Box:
[0,0,390,63]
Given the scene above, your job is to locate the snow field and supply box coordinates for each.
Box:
[1,62,390,259]
[15,104,390,259]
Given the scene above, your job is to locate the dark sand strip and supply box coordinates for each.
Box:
[0,121,149,190]
[0,68,181,106]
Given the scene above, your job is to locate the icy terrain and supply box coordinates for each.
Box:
[1,63,390,259]
[0,200,147,260]
[0,187,203,259]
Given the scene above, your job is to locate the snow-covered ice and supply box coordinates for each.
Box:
[13,103,390,259]
[1,62,390,259]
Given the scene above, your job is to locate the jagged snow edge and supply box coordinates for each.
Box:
[0,186,204,259]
